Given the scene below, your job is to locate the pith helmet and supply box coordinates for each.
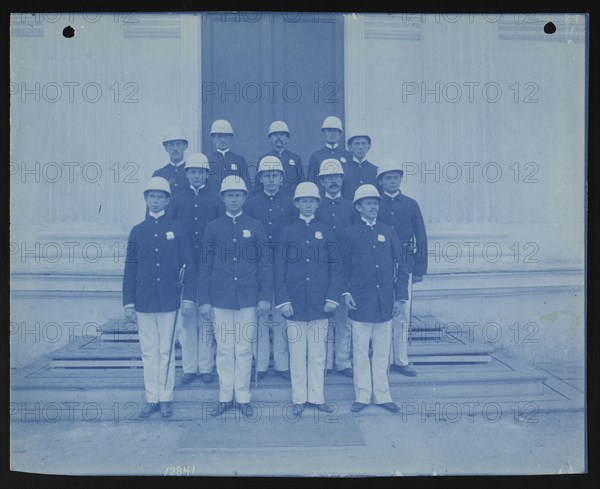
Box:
[257,155,284,174]
[347,131,372,146]
[294,182,321,200]
[321,116,343,132]
[144,176,171,197]
[353,184,381,204]
[220,175,248,195]
[318,158,344,177]
[185,153,210,171]
[376,160,404,179]
[210,119,234,135]
[162,128,188,144]
[268,120,290,136]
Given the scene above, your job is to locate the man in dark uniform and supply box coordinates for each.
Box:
[341,184,409,414]
[315,159,357,377]
[376,161,428,377]
[198,176,273,417]
[206,119,251,195]
[275,182,343,416]
[152,128,189,198]
[307,116,353,185]
[254,121,305,196]
[246,156,297,381]
[168,153,222,385]
[342,131,378,201]
[123,176,196,419]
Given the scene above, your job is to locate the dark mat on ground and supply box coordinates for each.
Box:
[179,410,365,448]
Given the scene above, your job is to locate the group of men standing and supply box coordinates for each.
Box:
[122,116,428,419]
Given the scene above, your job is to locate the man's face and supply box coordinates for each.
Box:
[379,172,402,194]
[186,168,208,188]
[269,132,289,152]
[320,174,343,195]
[322,128,342,145]
[163,140,188,164]
[356,198,379,221]
[145,190,170,213]
[349,137,371,160]
[294,197,320,216]
[212,133,233,151]
[221,190,246,214]
[260,170,283,193]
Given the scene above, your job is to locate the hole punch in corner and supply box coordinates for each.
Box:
[63,26,75,38]
[543,22,556,35]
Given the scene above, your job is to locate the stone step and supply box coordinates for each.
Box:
[12,355,546,408]
[48,335,494,368]
[97,315,452,343]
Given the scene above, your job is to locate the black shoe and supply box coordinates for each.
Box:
[275,370,291,381]
[160,402,173,418]
[139,402,160,419]
[181,373,197,384]
[350,402,369,413]
[256,371,268,381]
[291,403,305,417]
[210,401,233,417]
[337,368,354,378]
[378,402,400,413]
[239,403,255,417]
[199,373,213,383]
[317,403,335,414]
[393,364,417,377]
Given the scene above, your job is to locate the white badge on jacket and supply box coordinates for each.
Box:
[315,231,323,240]
[166,231,175,240]
[377,234,385,242]
[231,163,238,171]
[243,229,251,238]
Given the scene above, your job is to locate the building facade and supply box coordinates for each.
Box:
[10,13,586,368]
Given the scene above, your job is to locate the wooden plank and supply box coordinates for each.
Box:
[50,359,183,368]
[411,355,491,364]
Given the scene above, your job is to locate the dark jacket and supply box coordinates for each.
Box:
[341,158,378,201]
[197,213,273,309]
[307,145,353,184]
[377,191,428,277]
[315,194,358,242]
[254,149,305,196]
[206,150,251,195]
[152,162,188,197]
[168,185,223,262]
[275,218,344,321]
[123,213,195,312]
[340,219,409,323]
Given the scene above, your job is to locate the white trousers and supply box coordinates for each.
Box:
[256,303,289,372]
[326,303,352,371]
[352,320,393,404]
[212,307,256,403]
[286,319,328,404]
[390,273,412,366]
[179,307,216,375]
[136,311,177,403]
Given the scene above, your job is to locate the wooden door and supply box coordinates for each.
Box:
[201,12,345,179]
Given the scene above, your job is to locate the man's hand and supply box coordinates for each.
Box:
[257,300,271,316]
[124,306,137,322]
[323,301,338,313]
[412,275,423,284]
[392,300,407,317]
[344,294,357,310]
[198,303,214,322]
[280,304,294,318]
[181,302,195,316]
